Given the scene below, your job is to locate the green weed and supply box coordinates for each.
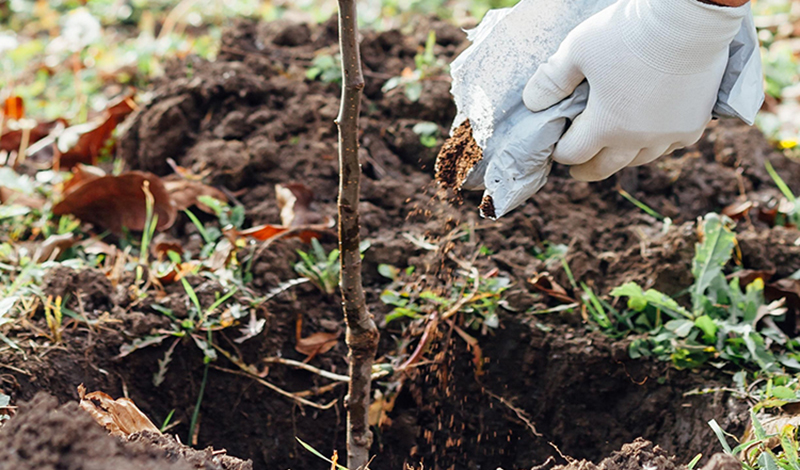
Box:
[603,213,800,373]
[382,31,447,102]
[380,267,510,332]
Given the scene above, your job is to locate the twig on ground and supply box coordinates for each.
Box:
[483,389,542,437]
[209,365,337,410]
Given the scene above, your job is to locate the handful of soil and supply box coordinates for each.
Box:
[435,119,483,192]
[434,119,497,219]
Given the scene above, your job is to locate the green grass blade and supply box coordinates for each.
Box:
[709,419,733,454]
[295,437,350,470]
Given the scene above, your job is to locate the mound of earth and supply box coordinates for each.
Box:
[0,15,798,470]
[0,393,251,470]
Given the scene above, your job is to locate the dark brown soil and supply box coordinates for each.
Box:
[554,439,740,470]
[2,15,800,470]
[0,394,251,470]
[435,119,483,191]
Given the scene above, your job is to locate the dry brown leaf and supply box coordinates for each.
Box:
[151,233,184,260]
[295,315,340,359]
[207,237,235,271]
[276,182,332,227]
[727,269,776,287]
[163,178,227,213]
[62,164,106,194]
[529,272,576,304]
[0,186,45,210]
[295,331,340,358]
[232,182,333,244]
[1,121,59,154]
[77,384,160,437]
[33,233,76,263]
[58,94,136,169]
[53,171,177,234]
[722,200,754,221]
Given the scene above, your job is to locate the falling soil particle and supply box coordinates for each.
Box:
[435,119,483,191]
[0,393,252,470]
[479,194,496,219]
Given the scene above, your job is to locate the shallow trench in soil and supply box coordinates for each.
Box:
[2,15,800,470]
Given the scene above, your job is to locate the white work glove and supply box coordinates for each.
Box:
[522,0,749,182]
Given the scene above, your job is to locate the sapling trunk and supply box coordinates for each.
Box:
[334,1,380,469]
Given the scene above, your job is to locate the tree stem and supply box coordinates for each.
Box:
[335,2,379,469]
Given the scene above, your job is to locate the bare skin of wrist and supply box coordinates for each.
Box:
[697,0,749,6]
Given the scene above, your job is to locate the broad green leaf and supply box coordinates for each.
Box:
[691,214,736,314]
[694,315,718,343]
[665,319,694,338]
[611,282,691,318]
[771,386,797,400]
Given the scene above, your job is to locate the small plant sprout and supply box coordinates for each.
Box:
[412,121,440,148]
[294,239,369,295]
[306,53,342,84]
[44,295,64,344]
[382,31,447,102]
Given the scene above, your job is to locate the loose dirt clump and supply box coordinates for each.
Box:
[435,119,483,190]
[0,393,251,470]
[554,439,740,470]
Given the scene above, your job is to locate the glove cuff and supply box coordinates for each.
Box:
[621,0,748,75]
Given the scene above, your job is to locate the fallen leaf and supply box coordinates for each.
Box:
[295,331,340,358]
[62,164,106,194]
[236,224,288,240]
[77,384,160,437]
[727,269,776,287]
[721,200,753,221]
[0,119,66,154]
[151,233,184,260]
[276,182,333,227]
[57,94,136,169]
[0,186,45,210]
[295,315,340,360]
[164,178,227,213]
[206,238,235,271]
[529,272,576,304]
[53,171,177,234]
[232,183,333,244]
[33,233,76,263]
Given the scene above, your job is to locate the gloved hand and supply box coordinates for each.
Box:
[522,0,749,182]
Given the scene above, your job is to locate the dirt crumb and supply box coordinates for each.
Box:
[435,119,483,190]
[127,432,253,470]
[553,439,679,470]
[479,194,496,219]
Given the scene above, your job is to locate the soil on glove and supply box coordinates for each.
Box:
[1,16,800,470]
[435,119,483,191]
[0,394,251,470]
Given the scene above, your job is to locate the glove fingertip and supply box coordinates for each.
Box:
[522,80,560,112]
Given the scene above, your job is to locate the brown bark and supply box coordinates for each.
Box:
[334,1,380,469]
